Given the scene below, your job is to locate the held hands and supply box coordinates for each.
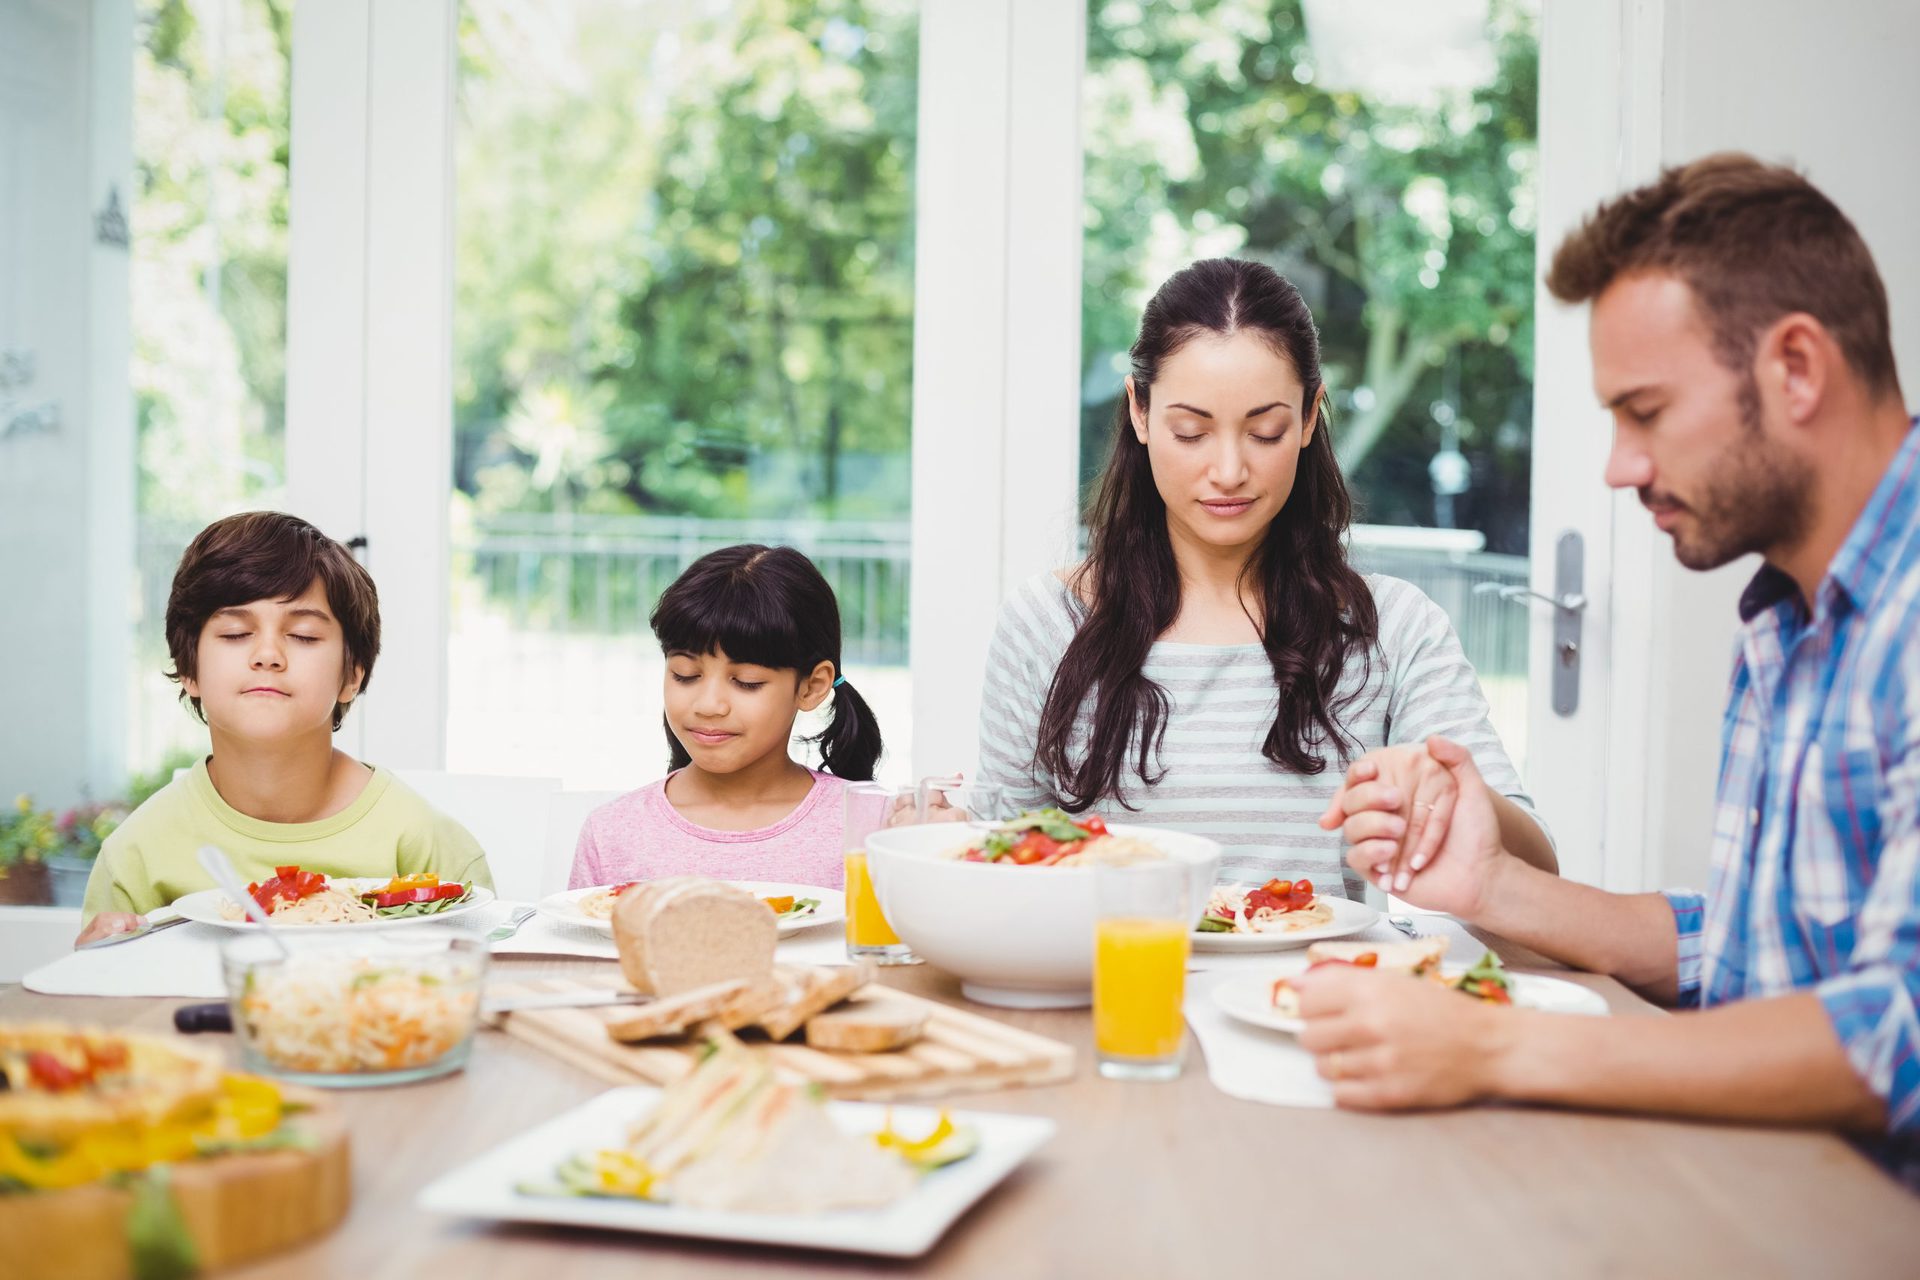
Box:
[74,912,144,948]
[1317,735,1506,919]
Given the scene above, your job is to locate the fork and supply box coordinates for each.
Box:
[487,905,537,943]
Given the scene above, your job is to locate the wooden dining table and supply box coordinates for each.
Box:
[6,929,1918,1279]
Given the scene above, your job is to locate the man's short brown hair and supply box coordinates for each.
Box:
[1547,152,1900,404]
[164,512,380,731]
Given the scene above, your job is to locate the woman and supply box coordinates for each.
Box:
[976,258,1554,896]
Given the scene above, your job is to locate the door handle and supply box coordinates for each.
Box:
[1473,583,1587,613]
[1474,531,1584,716]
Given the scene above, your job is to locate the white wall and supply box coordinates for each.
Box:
[1619,0,1920,891]
[0,0,132,808]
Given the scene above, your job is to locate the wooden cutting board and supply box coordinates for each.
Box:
[488,974,1076,1100]
[0,1087,349,1280]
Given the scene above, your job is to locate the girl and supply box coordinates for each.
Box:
[975,258,1555,897]
[570,544,883,891]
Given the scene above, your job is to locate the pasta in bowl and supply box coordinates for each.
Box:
[220,934,487,1087]
[864,817,1219,1008]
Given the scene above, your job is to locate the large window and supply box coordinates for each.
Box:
[1081,0,1538,767]
[446,0,919,787]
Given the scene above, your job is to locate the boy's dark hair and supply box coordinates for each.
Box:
[1547,153,1901,407]
[164,512,381,731]
[649,544,883,780]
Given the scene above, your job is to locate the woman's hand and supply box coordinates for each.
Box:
[1318,740,1460,892]
[1320,736,1510,919]
[74,912,145,947]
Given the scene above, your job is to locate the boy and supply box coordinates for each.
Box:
[76,512,493,944]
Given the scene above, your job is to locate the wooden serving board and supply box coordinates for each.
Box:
[0,1088,349,1280]
[488,974,1076,1100]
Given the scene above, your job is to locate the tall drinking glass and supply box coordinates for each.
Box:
[843,782,920,965]
[1093,861,1192,1081]
[916,777,1015,826]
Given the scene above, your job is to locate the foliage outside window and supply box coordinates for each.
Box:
[1081,0,1538,551]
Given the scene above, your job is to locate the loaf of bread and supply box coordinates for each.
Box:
[803,998,928,1052]
[612,877,778,996]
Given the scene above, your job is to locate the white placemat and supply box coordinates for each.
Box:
[1182,915,1485,1107]
[490,911,847,964]
[24,903,515,999]
[24,903,859,998]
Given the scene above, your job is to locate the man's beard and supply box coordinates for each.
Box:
[1651,427,1812,572]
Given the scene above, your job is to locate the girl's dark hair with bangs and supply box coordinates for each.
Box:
[165,511,381,732]
[649,544,883,780]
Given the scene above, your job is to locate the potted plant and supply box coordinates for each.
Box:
[47,802,128,908]
[0,795,57,906]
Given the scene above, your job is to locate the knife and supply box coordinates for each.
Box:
[75,912,189,950]
[482,989,655,1016]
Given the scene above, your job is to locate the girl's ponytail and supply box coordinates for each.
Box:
[811,677,882,781]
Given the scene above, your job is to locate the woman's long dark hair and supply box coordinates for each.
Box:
[1037,258,1379,810]
[649,544,883,780]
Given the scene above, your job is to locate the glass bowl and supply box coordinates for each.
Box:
[221,933,488,1088]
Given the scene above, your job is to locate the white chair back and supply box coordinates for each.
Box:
[0,906,82,982]
[394,770,561,904]
[543,789,623,896]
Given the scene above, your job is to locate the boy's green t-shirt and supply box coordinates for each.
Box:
[81,759,496,917]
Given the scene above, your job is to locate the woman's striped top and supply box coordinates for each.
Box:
[974,571,1545,899]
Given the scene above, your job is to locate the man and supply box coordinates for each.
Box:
[1308,153,1917,1183]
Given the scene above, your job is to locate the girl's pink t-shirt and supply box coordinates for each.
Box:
[568,769,849,891]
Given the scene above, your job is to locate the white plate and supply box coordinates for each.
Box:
[1210,957,1612,1034]
[1190,894,1380,952]
[537,881,846,938]
[416,1086,1054,1258]
[170,879,496,932]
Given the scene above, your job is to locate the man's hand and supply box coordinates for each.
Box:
[1293,964,1507,1110]
[1321,736,1510,919]
[74,912,145,947]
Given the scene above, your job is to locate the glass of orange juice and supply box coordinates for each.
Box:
[842,782,919,965]
[1093,861,1192,1081]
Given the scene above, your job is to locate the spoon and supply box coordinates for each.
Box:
[196,844,292,961]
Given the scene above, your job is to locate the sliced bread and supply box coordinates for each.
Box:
[603,978,751,1042]
[803,999,928,1052]
[757,963,875,1041]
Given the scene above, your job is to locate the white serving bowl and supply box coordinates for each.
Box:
[862,821,1221,1008]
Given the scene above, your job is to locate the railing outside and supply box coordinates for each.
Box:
[132,515,1533,773]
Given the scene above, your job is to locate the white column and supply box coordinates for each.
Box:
[286,0,456,770]
[908,0,1083,781]
[357,0,457,770]
[286,0,372,758]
